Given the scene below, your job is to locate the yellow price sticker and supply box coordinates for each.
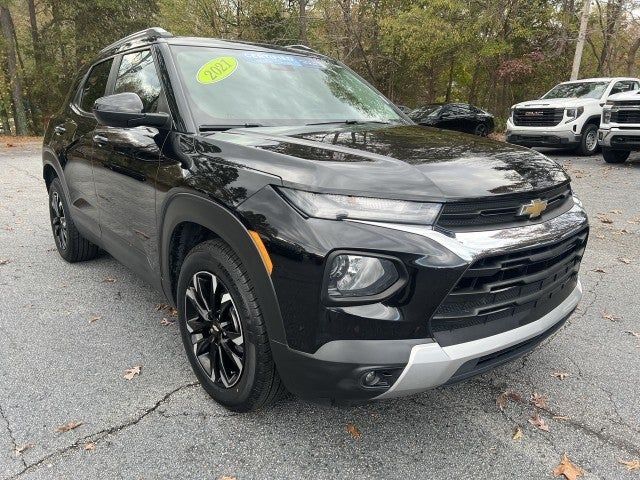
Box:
[197,57,238,84]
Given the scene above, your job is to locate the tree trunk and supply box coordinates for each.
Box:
[27,0,41,64]
[0,5,29,135]
[445,60,455,102]
[626,37,640,75]
[298,0,308,44]
[571,0,591,80]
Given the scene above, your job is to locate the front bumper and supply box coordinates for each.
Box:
[598,126,640,149]
[506,128,581,148]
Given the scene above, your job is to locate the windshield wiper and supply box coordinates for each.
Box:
[305,120,393,126]
[199,123,263,132]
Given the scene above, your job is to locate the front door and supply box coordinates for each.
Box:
[92,49,168,284]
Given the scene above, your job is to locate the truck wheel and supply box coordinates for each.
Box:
[577,124,599,156]
[176,239,285,412]
[602,147,630,164]
[48,178,99,262]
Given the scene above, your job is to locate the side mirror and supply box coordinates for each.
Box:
[93,92,170,129]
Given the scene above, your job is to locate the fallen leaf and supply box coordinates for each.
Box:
[528,413,550,432]
[598,215,614,224]
[553,415,570,421]
[610,209,622,214]
[624,331,640,338]
[552,372,570,380]
[496,390,523,411]
[160,317,174,326]
[123,365,142,380]
[553,453,583,479]
[346,422,361,439]
[218,476,237,480]
[55,421,83,433]
[619,257,632,264]
[619,459,640,471]
[512,426,523,441]
[156,303,178,317]
[0,259,10,265]
[84,442,96,451]
[102,277,116,283]
[591,268,607,273]
[14,443,34,455]
[89,315,102,324]
[530,392,548,408]
[602,311,622,321]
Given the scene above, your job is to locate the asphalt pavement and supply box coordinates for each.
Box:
[0,140,639,479]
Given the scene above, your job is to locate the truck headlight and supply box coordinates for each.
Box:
[278,187,441,225]
[324,253,406,302]
[565,106,584,123]
[602,109,611,124]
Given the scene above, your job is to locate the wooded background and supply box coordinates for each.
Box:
[1,0,639,135]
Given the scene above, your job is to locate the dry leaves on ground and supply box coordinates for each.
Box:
[512,426,523,441]
[102,277,116,283]
[602,311,622,321]
[553,453,583,480]
[496,390,522,411]
[55,421,83,433]
[89,315,102,324]
[123,365,142,380]
[346,422,362,440]
[597,214,614,224]
[591,268,607,273]
[610,209,622,214]
[156,303,178,317]
[618,257,632,264]
[530,392,548,408]
[14,443,34,456]
[218,476,237,480]
[160,318,175,326]
[0,259,10,265]
[528,413,550,432]
[619,460,640,471]
[84,442,96,451]
[624,331,640,338]
[552,372,570,380]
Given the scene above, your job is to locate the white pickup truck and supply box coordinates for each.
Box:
[507,77,640,155]
[598,90,640,163]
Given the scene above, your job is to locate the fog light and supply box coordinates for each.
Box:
[362,371,381,387]
[327,254,399,298]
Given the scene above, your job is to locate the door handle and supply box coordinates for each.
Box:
[93,134,108,144]
[53,125,66,135]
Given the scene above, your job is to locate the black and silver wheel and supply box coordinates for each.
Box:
[474,123,489,137]
[577,124,599,156]
[602,147,630,164]
[48,178,99,262]
[177,239,284,412]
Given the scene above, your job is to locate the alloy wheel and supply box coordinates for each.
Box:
[50,191,68,250]
[585,130,598,152]
[184,271,245,388]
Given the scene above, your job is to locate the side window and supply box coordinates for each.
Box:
[610,81,635,96]
[79,60,113,112]
[114,50,162,113]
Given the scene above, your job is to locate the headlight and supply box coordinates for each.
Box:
[324,253,405,301]
[278,187,441,225]
[510,106,515,122]
[565,106,584,122]
[602,109,611,124]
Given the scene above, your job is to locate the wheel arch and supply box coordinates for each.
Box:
[42,148,68,196]
[581,115,601,132]
[159,191,287,345]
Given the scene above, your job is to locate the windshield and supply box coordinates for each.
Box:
[170,46,404,127]
[409,105,442,119]
[542,81,610,100]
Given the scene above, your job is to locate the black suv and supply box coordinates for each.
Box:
[43,28,589,412]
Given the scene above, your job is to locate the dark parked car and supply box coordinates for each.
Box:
[410,103,495,136]
[396,104,412,114]
[43,28,588,412]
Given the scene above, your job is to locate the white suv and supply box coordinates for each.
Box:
[599,90,640,163]
[507,77,640,155]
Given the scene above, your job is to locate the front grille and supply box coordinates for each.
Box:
[431,227,588,347]
[436,184,573,231]
[611,109,640,124]
[513,108,563,127]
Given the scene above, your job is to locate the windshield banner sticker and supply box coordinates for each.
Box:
[240,51,325,69]
[197,57,238,84]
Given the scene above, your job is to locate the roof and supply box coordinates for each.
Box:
[561,77,639,84]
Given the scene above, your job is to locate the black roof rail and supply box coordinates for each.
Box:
[100,27,173,54]
[284,44,318,54]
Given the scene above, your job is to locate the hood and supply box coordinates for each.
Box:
[607,90,640,102]
[200,124,569,201]
[513,98,597,109]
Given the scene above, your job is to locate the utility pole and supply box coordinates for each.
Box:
[571,0,591,80]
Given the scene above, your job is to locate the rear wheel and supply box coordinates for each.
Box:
[577,124,599,156]
[177,239,284,412]
[48,178,99,262]
[474,123,489,137]
[602,147,630,164]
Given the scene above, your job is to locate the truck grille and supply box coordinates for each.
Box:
[513,108,563,127]
[431,227,587,347]
[611,109,640,124]
[436,184,573,231]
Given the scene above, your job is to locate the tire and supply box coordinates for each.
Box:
[474,123,489,137]
[177,239,285,412]
[576,123,599,156]
[602,147,630,164]
[48,178,99,262]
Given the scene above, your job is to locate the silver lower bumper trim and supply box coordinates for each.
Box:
[598,127,640,147]
[376,281,582,399]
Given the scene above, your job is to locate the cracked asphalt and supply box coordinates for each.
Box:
[1,140,639,479]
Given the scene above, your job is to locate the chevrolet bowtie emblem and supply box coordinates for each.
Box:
[518,199,548,219]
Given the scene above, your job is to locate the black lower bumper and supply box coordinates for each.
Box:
[507,134,579,149]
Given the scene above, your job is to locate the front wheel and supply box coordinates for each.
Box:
[474,123,489,137]
[576,124,599,156]
[177,239,285,412]
[602,147,630,164]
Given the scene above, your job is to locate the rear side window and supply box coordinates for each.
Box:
[114,50,162,113]
[80,60,113,112]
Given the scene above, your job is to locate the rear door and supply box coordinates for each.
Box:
[92,48,168,284]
